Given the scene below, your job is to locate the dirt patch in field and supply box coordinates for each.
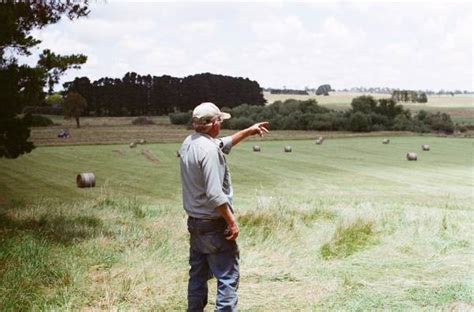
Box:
[142,149,159,164]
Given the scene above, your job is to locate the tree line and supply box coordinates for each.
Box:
[264,84,333,96]
[339,86,472,96]
[62,72,265,117]
[391,90,427,103]
[170,95,456,133]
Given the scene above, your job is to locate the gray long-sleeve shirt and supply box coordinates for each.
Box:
[179,132,233,219]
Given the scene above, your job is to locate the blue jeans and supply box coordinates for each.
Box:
[187,217,240,312]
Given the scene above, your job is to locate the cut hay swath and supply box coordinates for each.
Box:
[142,149,159,163]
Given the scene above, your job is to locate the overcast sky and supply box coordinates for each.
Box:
[29,0,473,91]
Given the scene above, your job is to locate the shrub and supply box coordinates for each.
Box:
[218,98,454,133]
[349,112,371,132]
[415,110,429,122]
[277,100,301,116]
[169,112,191,125]
[132,116,156,125]
[298,99,329,114]
[392,114,412,131]
[229,104,252,118]
[369,113,391,129]
[351,95,377,114]
[30,114,54,127]
[428,112,454,133]
[457,125,467,133]
[410,120,431,133]
[308,114,333,131]
[227,117,254,130]
[268,116,285,130]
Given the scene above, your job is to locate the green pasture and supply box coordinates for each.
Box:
[0,136,473,310]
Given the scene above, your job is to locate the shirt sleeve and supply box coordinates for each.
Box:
[201,148,228,209]
[218,136,233,155]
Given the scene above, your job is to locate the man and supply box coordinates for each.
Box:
[179,102,269,311]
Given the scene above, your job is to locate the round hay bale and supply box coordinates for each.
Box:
[77,172,96,188]
[284,146,292,152]
[382,139,390,144]
[315,139,323,145]
[138,139,147,144]
[129,142,137,148]
[253,145,261,152]
[406,152,417,161]
[421,144,430,151]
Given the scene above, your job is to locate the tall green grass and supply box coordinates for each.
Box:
[320,218,376,259]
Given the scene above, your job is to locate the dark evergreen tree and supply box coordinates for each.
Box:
[316,84,332,96]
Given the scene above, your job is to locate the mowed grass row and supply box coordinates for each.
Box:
[0,136,473,310]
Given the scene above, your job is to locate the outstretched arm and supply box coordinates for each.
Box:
[231,121,270,146]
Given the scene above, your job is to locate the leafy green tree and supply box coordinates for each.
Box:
[0,2,88,158]
[351,95,377,114]
[63,77,94,114]
[417,92,428,103]
[63,92,87,128]
[45,93,63,107]
[376,98,408,120]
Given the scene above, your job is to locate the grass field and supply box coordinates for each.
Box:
[1,135,473,310]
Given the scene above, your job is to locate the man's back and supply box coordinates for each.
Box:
[180,132,233,219]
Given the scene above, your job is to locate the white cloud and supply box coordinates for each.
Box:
[179,21,217,38]
[25,1,473,91]
[32,29,90,55]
